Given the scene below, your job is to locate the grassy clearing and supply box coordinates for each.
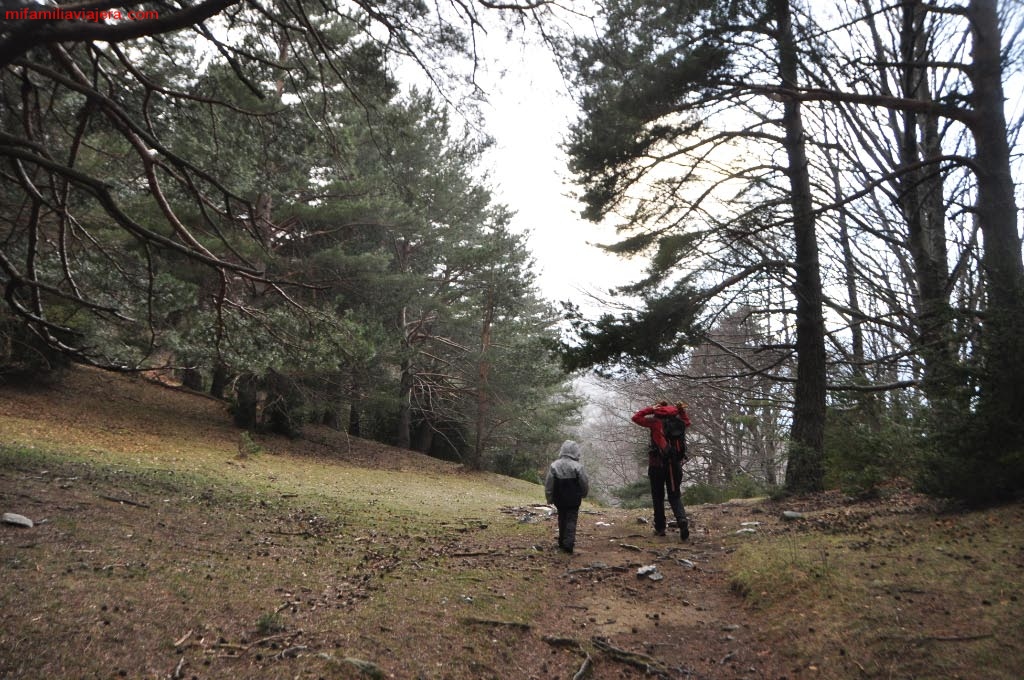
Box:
[727,499,1024,679]
[0,440,558,679]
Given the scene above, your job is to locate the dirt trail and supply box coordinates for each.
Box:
[520,499,787,680]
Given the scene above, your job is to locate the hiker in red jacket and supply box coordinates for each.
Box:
[632,401,690,541]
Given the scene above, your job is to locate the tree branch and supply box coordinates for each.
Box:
[0,0,244,68]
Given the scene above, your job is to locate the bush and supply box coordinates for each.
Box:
[824,407,925,498]
[611,478,651,509]
[683,475,771,505]
[615,474,771,508]
[255,612,284,635]
[682,483,721,505]
[918,422,1024,505]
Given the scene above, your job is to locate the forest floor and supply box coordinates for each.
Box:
[0,365,1021,679]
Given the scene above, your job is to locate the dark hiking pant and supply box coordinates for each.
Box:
[649,460,687,533]
[556,504,580,552]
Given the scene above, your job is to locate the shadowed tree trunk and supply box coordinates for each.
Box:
[470,287,495,470]
[209,363,229,399]
[181,367,204,391]
[397,352,413,449]
[966,0,1024,450]
[775,0,827,494]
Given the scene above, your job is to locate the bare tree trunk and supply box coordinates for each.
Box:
[412,421,434,453]
[828,130,879,428]
[397,353,413,449]
[394,236,415,450]
[348,401,361,437]
[897,1,962,423]
[775,0,827,494]
[210,362,229,399]
[347,372,362,437]
[471,288,495,470]
[966,0,1024,448]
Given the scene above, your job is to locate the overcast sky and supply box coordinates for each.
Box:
[473,27,640,313]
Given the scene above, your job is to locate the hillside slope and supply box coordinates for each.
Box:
[0,365,470,473]
[1,366,1022,679]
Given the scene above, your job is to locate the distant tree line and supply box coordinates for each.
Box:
[0,1,580,475]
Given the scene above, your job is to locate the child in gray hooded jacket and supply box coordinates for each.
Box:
[544,440,590,553]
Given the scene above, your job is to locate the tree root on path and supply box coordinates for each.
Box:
[542,635,593,679]
[573,655,594,679]
[543,634,678,679]
[591,636,672,677]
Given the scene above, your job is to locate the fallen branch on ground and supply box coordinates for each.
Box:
[567,565,628,575]
[573,654,593,679]
[542,635,582,649]
[460,616,531,631]
[273,645,307,660]
[98,494,150,508]
[211,632,298,653]
[878,633,994,643]
[326,655,385,679]
[268,529,315,537]
[450,550,496,557]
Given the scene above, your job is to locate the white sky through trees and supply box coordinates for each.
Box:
[411,1,1024,318]
[473,21,639,313]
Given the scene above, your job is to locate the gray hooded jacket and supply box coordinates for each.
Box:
[544,440,590,507]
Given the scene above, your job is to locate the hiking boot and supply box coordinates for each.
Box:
[653,529,666,537]
[680,521,690,542]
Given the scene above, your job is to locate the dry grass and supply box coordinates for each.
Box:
[727,492,1024,679]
